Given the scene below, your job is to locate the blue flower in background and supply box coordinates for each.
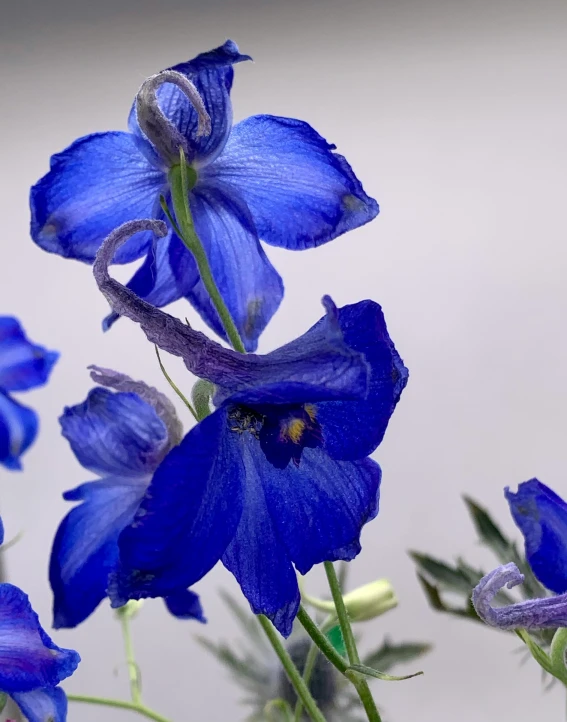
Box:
[49,366,205,628]
[0,519,80,722]
[30,40,379,351]
[473,479,567,630]
[94,223,407,637]
[506,478,567,594]
[0,317,58,470]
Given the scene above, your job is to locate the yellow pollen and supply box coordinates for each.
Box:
[284,418,306,444]
[304,404,317,422]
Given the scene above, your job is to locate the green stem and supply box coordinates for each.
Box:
[155,346,198,421]
[296,607,347,674]
[120,611,142,705]
[67,695,172,722]
[293,613,338,722]
[324,562,382,722]
[168,161,246,354]
[257,615,328,722]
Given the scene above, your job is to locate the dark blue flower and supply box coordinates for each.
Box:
[506,478,567,594]
[0,317,58,470]
[0,517,80,722]
[95,223,407,637]
[49,367,205,628]
[30,40,379,351]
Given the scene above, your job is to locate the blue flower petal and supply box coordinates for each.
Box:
[506,479,567,593]
[214,297,370,406]
[30,131,165,263]
[315,300,409,460]
[266,451,381,574]
[0,391,38,471]
[164,589,206,623]
[103,231,199,330]
[12,686,68,722]
[129,40,251,167]
[50,476,147,629]
[110,409,244,605]
[206,114,378,249]
[221,434,300,637]
[187,181,283,351]
[60,388,169,477]
[0,584,79,692]
[0,318,58,393]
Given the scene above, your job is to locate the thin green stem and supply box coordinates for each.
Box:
[120,611,142,705]
[257,615,328,722]
[294,613,338,722]
[168,160,246,354]
[296,607,347,674]
[155,346,198,420]
[67,695,172,722]
[324,562,382,722]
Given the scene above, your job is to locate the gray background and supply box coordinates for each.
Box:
[1,0,567,719]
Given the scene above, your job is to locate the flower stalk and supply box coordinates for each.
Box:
[168,152,246,353]
[257,615,328,722]
[324,562,383,722]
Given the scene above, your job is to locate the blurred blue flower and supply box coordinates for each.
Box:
[49,367,205,628]
[95,222,407,637]
[0,317,58,470]
[0,520,80,722]
[506,478,567,594]
[30,40,379,351]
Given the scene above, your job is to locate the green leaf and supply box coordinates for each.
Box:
[362,638,432,672]
[0,693,7,715]
[409,551,476,595]
[415,573,479,621]
[346,663,424,682]
[463,496,511,561]
[327,624,346,657]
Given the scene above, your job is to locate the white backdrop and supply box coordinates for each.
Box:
[1,0,567,719]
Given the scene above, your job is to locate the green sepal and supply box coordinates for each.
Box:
[346,663,424,682]
[362,637,432,672]
[326,624,346,657]
[191,379,214,421]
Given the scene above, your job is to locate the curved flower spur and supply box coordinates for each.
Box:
[30,39,379,351]
[93,220,409,637]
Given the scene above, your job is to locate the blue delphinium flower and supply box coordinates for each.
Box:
[30,40,379,351]
[94,221,408,637]
[0,317,58,470]
[49,366,205,628]
[473,479,567,629]
[0,519,80,722]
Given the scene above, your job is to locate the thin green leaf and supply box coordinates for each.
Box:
[326,624,346,658]
[409,551,475,595]
[463,496,511,561]
[362,638,432,672]
[347,663,424,682]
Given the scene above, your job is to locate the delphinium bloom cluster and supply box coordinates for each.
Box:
[0,38,435,722]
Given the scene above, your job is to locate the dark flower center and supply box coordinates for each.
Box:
[228,403,323,469]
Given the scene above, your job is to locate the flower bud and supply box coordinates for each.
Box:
[342,580,398,622]
[304,578,397,622]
